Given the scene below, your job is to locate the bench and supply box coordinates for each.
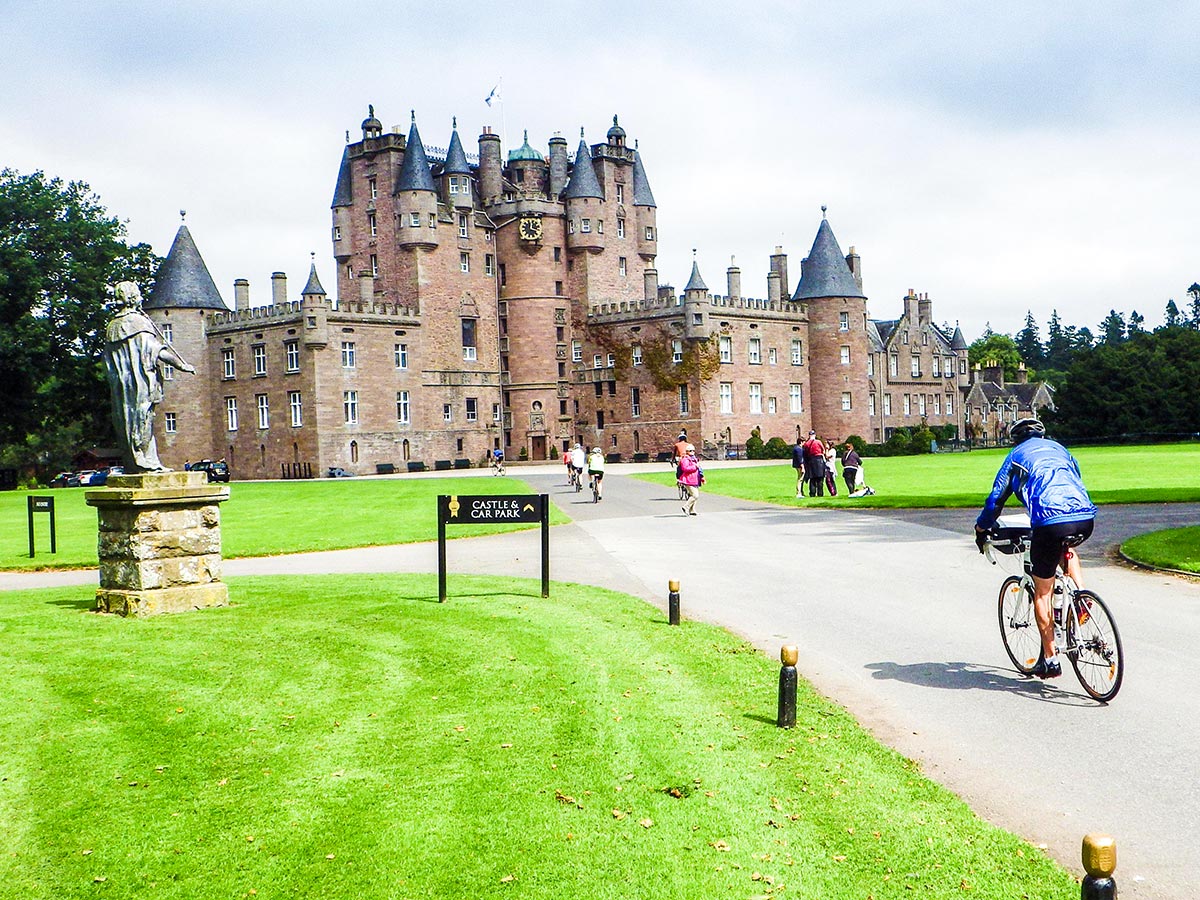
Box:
[433,460,453,471]
[632,453,650,463]
[453,458,471,469]
[655,451,674,463]
[407,461,427,473]
[605,453,622,464]
[376,463,396,475]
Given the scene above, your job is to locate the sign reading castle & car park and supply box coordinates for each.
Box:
[437,494,549,602]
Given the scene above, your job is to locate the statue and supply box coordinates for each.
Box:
[103,281,195,472]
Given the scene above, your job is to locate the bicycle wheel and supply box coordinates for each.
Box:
[1065,590,1123,702]
[998,575,1039,674]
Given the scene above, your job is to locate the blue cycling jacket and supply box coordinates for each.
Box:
[976,437,1097,529]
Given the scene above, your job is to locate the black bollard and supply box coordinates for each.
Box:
[777,645,798,728]
[668,579,681,626]
[1081,833,1116,900]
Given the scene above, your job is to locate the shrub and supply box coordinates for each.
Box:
[764,437,791,459]
[843,434,868,456]
[910,425,936,454]
[745,428,765,460]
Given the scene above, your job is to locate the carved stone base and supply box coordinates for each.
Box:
[86,471,231,618]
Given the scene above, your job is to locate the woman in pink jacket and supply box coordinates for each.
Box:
[678,444,703,516]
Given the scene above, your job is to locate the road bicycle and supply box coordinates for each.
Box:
[590,473,601,503]
[569,466,582,492]
[490,457,506,476]
[983,514,1124,702]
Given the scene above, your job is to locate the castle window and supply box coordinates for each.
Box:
[616,184,624,204]
[672,340,684,363]
[748,338,761,364]
[645,226,654,241]
[257,394,270,430]
[163,363,174,381]
[428,213,436,228]
[458,214,468,238]
[883,394,892,416]
[632,344,642,366]
[341,341,356,369]
[919,393,927,416]
[286,340,299,372]
[768,397,777,414]
[719,336,732,363]
[394,343,408,369]
[572,341,582,362]
[462,319,477,360]
[290,391,303,427]
[370,254,378,277]
[720,382,732,414]
[869,393,876,417]
[619,257,627,277]
[556,326,564,341]
[889,355,898,377]
[485,254,495,276]
[789,384,803,413]
[791,339,803,366]
[903,394,911,416]
[164,412,177,433]
[410,212,420,227]
[333,226,342,241]
[253,344,267,376]
[867,354,875,377]
[449,176,459,195]
[749,383,762,414]
[768,347,777,365]
[466,398,478,422]
[934,394,941,415]
[460,252,470,273]
[499,264,506,285]
[596,220,603,234]
[839,311,850,331]
[555,281,563,296]
[222,348,235,379]
[617,218,625,238]
[344,390,359,424]
[607,353,615,367]
[631,387,641,418]
[923,332,928,346]
[946,395,954,415]
[369,213,377,238]
[594,354,603,369]
[369,177,377,200]
[514,168,525,183]
[350,440,358,462]
[911,356,921,377]
[395,391,409,424]
[493,403,502,422]
[554,246,561,261]
[225,397,238,431]
[842,391,852,411]
[162,323,172,344]
[959,358,967,376]
[678,384,689,414]
[840,346,850,365]
[504,191,515,202]
[932,356,941,377]
[568,220,575,234]
[596,410,604,429]
[902,331,909,344]
[581,219,591,233]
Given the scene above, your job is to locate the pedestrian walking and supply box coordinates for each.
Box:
[824,440,839,497]
[791,437,807,498]
[678,444,703,516]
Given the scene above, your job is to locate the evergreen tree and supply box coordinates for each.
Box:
[1074,326,1094,352]
[1014,311,1044,368]
[1129,310,1146,335]
[1189,283,1200,329]
[1098,309,1126,346]
[1044,309,1073,370]
[1164,299,1183,329]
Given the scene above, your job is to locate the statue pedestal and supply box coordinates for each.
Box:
[85,472,231,617]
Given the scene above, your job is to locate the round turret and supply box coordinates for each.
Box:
[607,115,626,147]
[361,104,382,139]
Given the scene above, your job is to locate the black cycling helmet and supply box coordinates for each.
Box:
[1009,417,1045,443]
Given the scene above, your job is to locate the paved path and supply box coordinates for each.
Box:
[5,466,1198,897]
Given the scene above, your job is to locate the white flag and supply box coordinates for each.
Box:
[485,81,502,107]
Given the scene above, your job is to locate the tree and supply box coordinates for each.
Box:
[1128,310,1146,335]
[1164,299,1184,329]
[1044,309,1074,370]
[1098,309,1126,346]
[1073,326,1094,353]
[1189,283,1200,329]
[0,168,159,474]
[967,332,1024,381]
[1014,310,1044,368]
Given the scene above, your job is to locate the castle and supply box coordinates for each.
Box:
[145,106,982,478]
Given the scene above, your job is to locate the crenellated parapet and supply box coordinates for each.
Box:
[587,293,807,322]
[208,299,420,333]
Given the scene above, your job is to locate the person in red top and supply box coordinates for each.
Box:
[801,431,826,497]
[678,444,703,516]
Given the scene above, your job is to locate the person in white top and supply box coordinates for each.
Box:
[569,444,587,486]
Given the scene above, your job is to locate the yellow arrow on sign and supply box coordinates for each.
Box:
[523,503,535,513]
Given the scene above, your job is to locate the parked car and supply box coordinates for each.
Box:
[75,470,99,486]
[191,459,230,483]
[88,466,125,486]
[327,467,356,478]
[49,472,74,488]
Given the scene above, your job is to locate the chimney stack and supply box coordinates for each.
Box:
[271,272,287,307]
[769,246,789,299]
[726,256,741,301]
[234,278,250,311]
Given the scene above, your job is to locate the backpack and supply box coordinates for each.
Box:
[697,468,705,486]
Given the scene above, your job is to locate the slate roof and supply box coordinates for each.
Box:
[144,225,228,311]
[395,119,436,193]
[561,137,604,200]
[950,324,969,350]
[872,318,899,347]
[632,150,656,207]
[791,217,866,300]
[442,125,472,175]
[331,146,353,208]
[301,263,326,296]
[684,260,708,293]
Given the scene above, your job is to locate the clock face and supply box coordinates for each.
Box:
[519,216,543,241]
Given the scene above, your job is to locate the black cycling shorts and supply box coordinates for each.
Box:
[1029,519,1094,579]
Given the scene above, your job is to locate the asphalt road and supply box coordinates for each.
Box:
[5,467,1198,896]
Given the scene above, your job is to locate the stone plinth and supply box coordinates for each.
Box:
[85,472,231,617]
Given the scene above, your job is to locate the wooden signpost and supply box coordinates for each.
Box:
[436,494,549,602]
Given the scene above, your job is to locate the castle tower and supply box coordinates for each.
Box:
[143,221,229,467]
[331,145,353,269]
[508,130,548,197]
[951,322,970,389]
[360,104,383,140]
[300,259,329,348]
[682,256,709,341]
[394,113,438,251]
[477,127,502,203]
[562,131,605,253]
[632,145,657,262]
[548,134,569,197]
[441,118,474,210]
[792,210,871,440]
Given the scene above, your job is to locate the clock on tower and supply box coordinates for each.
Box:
[518,215,543,242]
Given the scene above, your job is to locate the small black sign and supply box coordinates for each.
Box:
[439,494,544,524]
[27,495,56,556]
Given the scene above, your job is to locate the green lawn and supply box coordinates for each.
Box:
[0,574,1077,899]
[1,477,565,571]
[1121,526,1200,574]
[639,442,1200,509]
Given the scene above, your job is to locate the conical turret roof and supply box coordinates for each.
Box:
[443,122,472,175]
[331,146,353,208]
[561,136,604,200]
[791,215,866,301]
[684,260,708,293]
[301,262,326,296]
[144,225,228,311]
[395,117,436,193]
[632,149,656,208]
[951,323,968,350]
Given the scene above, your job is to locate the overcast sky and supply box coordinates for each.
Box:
[6,1,1198,341]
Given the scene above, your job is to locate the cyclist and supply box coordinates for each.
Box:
[586,447,606,501]
[569,443,587,489]
[563,446,575,484]
[491,447,505,475]
[974,417,1097,679]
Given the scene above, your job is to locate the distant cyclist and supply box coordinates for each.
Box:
[974,417,1097,679]
[491,447,505,475]
[569,443,587,489]
[586,447,606,501]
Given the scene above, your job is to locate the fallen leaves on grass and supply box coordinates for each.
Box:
[639,818,654,828]
[499,874,516,883]
[710,840,730,851]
